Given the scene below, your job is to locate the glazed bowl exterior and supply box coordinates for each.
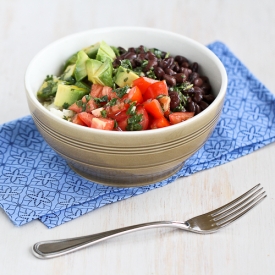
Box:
[25,27,227,187]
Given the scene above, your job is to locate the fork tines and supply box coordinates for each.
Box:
[210,184,267,227]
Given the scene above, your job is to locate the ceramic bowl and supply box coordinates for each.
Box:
[25,27,227,187]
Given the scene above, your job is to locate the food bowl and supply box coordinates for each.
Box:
[25,27,227,187]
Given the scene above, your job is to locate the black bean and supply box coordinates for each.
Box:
[193,86,204,95]
[181,61,190,68]
[175,55,188,65]
[189,72,199,83]
[179,67,192,78]
[191,62,199,72]
[186,99,196,112]
[117,47,126,55]
[143,59,158,72]
[192,92,203,103]
[200,76,209,83]
[163,74,176,86]
[173,62,180,72]
[164,68,176,76]
[123,52,137,60]
[169,92,181,109]
[174,73,186,83]
[193,77,204,87]
[203,94,215,103]
[194,103,201,115]
[147,51,157,61]
[158,60,168,69]
[137,45,146,53]
[164,57,174,68]
[112,59,121,68]
[200,82,212,93]
[154,67,165,79]
[199,101,209,111]
[160,51,167,59]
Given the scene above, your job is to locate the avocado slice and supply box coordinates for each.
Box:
[63,52,78,70]
[37,76,60,101]
[60,64,76,84]
[83,42,100,59]
[114,66,139,87]
[96,41,116,62]
[53,84,89,107]
[86,58,114,87]
[74,50,89,82]
[86,59,103,83]
[74,81,91,92]
[94,59,114,87]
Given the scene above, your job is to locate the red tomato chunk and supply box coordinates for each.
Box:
[69,77,195,131]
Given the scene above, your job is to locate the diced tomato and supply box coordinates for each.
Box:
[91,107,104,117]
[91,117,115,130]
[114,110,129,122]
[85,98,98,113]
[102,86,116,100]
[123,86,143,104]
[133,77,158,94]
[78,112,95,127]
[157,95,171,117]
[90,84,104,98]
[143,99,164,118]
[136,105,149,130]
[71,114,86,126]
[69,102,83,113]
[149,116,171,129]
[169,112,195,125]
[116,118,128,131]
[143,80,168,100]
[105,99,129,119]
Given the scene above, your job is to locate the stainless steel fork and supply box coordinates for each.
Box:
[32,184,266,259]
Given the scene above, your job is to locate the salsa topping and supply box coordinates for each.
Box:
[37,41,215,131]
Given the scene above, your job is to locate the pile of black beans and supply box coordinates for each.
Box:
[113,45,215,115]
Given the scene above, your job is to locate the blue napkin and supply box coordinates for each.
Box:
[1,42,275,228]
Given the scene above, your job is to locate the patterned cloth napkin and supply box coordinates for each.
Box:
[1,42,275,228]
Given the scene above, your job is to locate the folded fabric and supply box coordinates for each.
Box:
[0,41,275,228]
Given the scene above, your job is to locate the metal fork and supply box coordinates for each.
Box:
[32,184,266,259]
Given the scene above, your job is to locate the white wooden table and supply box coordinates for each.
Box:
[1,1,274,274]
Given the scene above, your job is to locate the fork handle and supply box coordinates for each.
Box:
[32,221,188,259]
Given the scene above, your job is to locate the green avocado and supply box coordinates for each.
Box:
[83,42,100,59]
[37,75,60,101]
[53,84,89,107]
[96,41,116,62]
[63,52,78,70]
[86,58,114,87]
[60,64,76,83]
[86,59,103,83]
[114,66,139,87]
[74,50,89,82]
[95,59,113,87]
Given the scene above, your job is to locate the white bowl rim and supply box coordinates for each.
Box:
[25,26,228,137]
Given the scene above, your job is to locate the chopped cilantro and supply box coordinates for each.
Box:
[120,59,132,70]
[101,110,107,118]
[126,102,137,115]
[126,114,143,131]
[149,48,163,59]
[113,86,129,98]
[45,75,54,81]
[108,98,118,106]
[94,95,108,104]
[62,102,70,109]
